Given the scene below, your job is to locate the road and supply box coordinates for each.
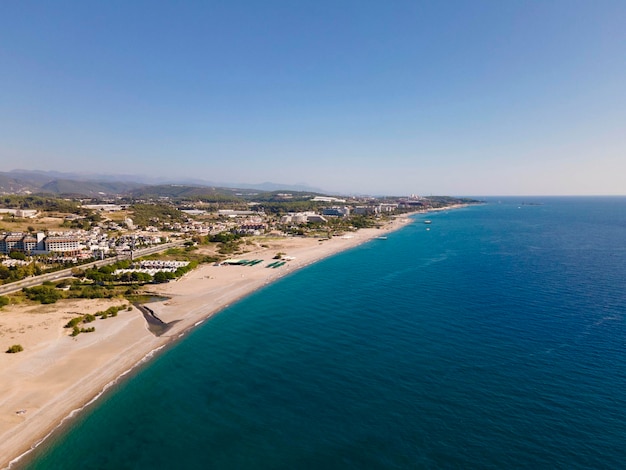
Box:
[0,241,187,296]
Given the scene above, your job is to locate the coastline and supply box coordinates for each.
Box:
[0,213,419,469]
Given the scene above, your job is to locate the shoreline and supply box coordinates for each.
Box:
[0,211,439,468]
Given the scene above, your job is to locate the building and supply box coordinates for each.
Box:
[217,210,258,217]
[352,206,377,215]
[0,209,38,218]
[378,204,399,213]
[16,209,38,218]
[306,214,327,223]
[322,206,351,217]
[44,236,82,256]
[0,232,45,254]
[0,232,81,256]
[280,212,327,225]
[311,196,346,203]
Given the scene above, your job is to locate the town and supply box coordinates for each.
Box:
[0,188,478,288]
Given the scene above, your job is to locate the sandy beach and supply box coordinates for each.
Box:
[0,215,415,469]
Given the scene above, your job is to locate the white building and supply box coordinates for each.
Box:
[44,236,82,256]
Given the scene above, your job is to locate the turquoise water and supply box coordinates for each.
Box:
[22,197,626,469]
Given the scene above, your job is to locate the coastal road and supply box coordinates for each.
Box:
[0,241,187,296]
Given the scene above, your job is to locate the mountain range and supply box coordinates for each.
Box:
[0,170,327,198]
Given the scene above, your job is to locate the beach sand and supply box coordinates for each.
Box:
[0,216,413,468]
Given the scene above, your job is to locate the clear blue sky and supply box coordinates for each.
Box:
[1,1,625,195]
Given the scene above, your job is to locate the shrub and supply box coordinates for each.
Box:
[65,316,84,328]
[153,271,173,283]
[23,286,62,304]
[8,251,27,261]
[55,279,72,288]
[77,285,105,299]
[6,344,24,353]
[0,296,9,308]
[104,306,118,317]
[71,326,81,337]
[96,304,126,319]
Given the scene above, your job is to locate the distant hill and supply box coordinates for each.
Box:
[40,179,146,197]
[224,181,326,193]
[0,170,327,197]
[0,173,39,194]
[128,184,244,200]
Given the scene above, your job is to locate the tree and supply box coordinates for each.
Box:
[153,271,174,283]
[8,251,27,261]
[6,344,24,353]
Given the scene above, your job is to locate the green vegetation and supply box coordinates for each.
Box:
[8,251,27,261]
[80,257,199,286]
[206,232,244,255]
[261,200,327,215]
[129,185,245,202]
[22,285,62,304]
[209,232,241,243]
[115,271,153,284]
[129,203,186,227]
[65,316,84,328]
[10,281,126,306]
[152,271,173,283]
[348,215,379,229]
[0,263,37,286]
[1,195,80,212]
[55,279,72,289]
[64,304,127,336]
[98,305,126,319]
[0,295,9,308]
[71,284,118,299]
[6,344,24,353]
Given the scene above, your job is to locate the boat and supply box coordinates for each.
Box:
[376,236,387,240]
[424,220,432,224]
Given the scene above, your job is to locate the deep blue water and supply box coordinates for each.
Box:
[22,197,626,469]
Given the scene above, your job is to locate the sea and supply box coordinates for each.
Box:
[19,197,626,469]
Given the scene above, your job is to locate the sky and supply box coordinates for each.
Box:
[1,1,625,196]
